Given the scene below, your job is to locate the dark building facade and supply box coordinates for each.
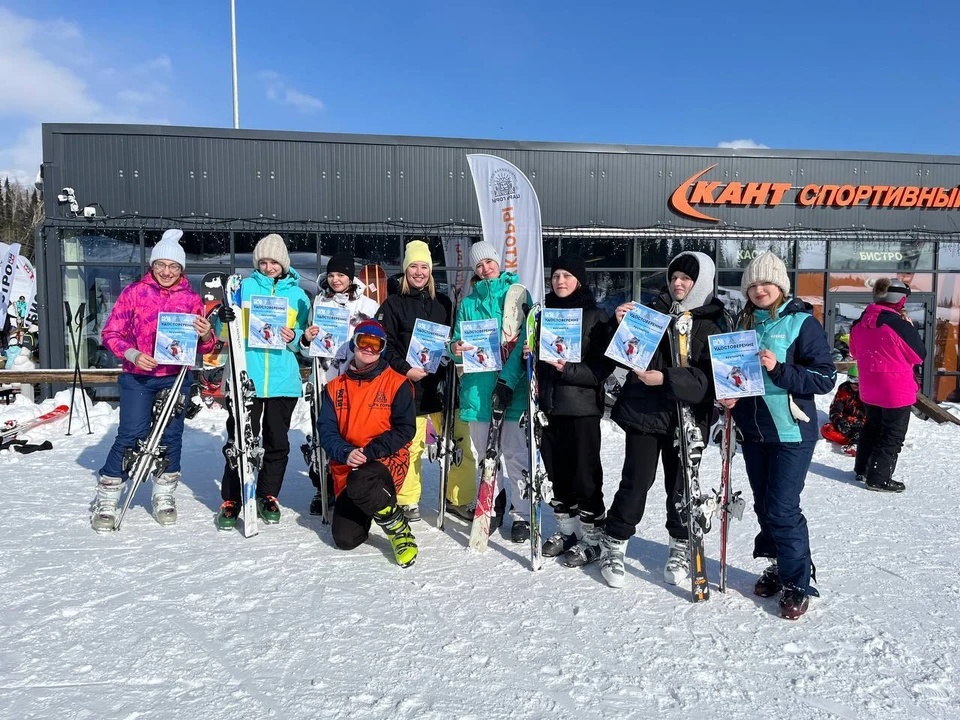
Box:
[38,123,960,399]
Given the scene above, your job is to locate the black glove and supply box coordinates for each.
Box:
[491,379,513,412]
[218,304,236,323]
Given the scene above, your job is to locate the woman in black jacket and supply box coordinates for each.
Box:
[377,239,474,521]
[536,255,614,567]
[600,252,725,589]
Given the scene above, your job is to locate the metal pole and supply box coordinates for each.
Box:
[231,0,240,129]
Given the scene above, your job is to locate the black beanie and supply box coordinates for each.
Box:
[326,252,355,279]
[551,254,588,289]
[667,253,700,283]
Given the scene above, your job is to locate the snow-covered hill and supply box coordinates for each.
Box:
[0,387,957,719]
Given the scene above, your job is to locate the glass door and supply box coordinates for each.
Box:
[825,293,935,395]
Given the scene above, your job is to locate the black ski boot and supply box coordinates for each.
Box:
[779,584,809,620]
[754,560,782,598]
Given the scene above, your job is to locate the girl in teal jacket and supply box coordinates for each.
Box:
[217,234,311,529]
[449,241,532,542]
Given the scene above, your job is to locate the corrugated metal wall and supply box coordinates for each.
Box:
[41,125,960,232]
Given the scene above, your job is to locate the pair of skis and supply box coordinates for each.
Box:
[0,404,69,447]
[670,312,744,601]
[434,289,463,531]
[302,357,330,523]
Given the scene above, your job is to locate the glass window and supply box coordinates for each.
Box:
[797,239,827,269]
[639,238,715,269]
[829,239,933,271]
[355,235,401,266]
[144,230,230,265]
[718,239,794,269]
[559,237,631,268]
[934,273,960,401]
[938,242,960,270]
[717,270,746,319]
[828,272,933,293]
[587,271,634,317]
[61,229,140,264]
[639,270,667,305]
[542,237,560,267]
[797,272,825,323]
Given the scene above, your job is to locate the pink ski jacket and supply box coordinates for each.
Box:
[849,303,925,409]
[102,273,216,377]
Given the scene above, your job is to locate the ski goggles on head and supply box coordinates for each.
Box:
[354,333,386,353]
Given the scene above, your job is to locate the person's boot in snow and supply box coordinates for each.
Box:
[151,472,180,526]
[216,501,239,530]
[543,512,580,557]
[779,584,809,620]
[754,560,782,598]
[599,531,628,588]
[91,475,123,533]
[563,521,603,568]
[374,504,418,568]
[663,536,690,585]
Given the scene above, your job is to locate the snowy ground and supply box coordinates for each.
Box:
[0,385,958,720]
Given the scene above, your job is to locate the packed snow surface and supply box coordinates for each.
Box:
[0,387,957,719]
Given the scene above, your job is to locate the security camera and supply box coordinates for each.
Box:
[57,187,79,213]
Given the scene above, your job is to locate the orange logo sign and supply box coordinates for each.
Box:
[669,164,960,222]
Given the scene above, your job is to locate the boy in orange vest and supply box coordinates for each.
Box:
[318,320,418,566]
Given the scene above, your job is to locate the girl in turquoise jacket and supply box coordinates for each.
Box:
[216,234,311,529]
[449,242,532,542]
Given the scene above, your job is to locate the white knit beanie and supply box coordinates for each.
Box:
[149,229,186,269]
[741,251,790,297]
[469,241,501,271]
[253,233,291,274]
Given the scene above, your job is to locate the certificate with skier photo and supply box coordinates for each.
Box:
[460,318,502,374]
[604,304,671,372]
[153,312,199,366]
[309,305,351,358]
[708,330,766,400]
[539,308,582,363]
[406,319,451,374]
[248,295,289,350]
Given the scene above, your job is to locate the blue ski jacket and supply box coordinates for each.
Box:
[731,298,836,444]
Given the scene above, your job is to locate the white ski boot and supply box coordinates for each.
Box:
[599,531,628,588]
[91,475,123,533]
[663,536,690,585]
[151,472,180,526]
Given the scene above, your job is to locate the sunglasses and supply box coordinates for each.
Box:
[354,333,385,353]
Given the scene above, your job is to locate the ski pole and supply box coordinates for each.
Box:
[65,302,80,435]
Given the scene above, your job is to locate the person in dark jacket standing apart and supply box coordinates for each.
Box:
[533,255,613,567]
[377,239,475,521]
[318,319,419,567]
[720,251,836,620]
[849,279,925,493]
[600,252,725,589]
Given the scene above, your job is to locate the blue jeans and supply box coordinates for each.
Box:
[741,439,816,593]
[99,371,192,479]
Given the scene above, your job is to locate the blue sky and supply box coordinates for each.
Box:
[2,0,959,184]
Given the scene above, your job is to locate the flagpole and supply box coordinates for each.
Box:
[231,0,240,129]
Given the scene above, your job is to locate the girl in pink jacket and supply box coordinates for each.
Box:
[849,278,925,493]
[91,230,216,532]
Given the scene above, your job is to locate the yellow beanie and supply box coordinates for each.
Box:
[403,240,433,270]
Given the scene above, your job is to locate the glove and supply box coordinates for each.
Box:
[217,304,236,323]
[491,379,513,412]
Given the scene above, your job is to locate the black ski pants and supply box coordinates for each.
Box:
[605,427,692,543]
[541,415,606,524]
[332,461,398,550]
[221,396,298,503]
[855,404,911,486]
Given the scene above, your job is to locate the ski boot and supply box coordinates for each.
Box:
[599,531,628,588]
[543,513,580,557]
[865,476,906,493]
[91,475,124,533]
[257,495,282,524]
[309,489,325,516]
[754,560,782,598]
[663,536,690,585]
[779,584,809,620]
[402,504,422,523]
[374,505,418,568]
[216,501,239,530]
[151,472,180,527]
[563,521,603,568]
[511,520,530,543]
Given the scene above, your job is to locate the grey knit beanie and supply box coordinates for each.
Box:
[740,251,790,297]
[469,241,501,271]
[253,233,291,274]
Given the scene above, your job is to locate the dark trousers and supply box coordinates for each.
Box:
[332,461,398,550]
[855,404,911,485]
[221,396,298,502]
[100,371,192,479]
[540,415,605,523]
[605,427,691,542]
[741,439,815,592]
